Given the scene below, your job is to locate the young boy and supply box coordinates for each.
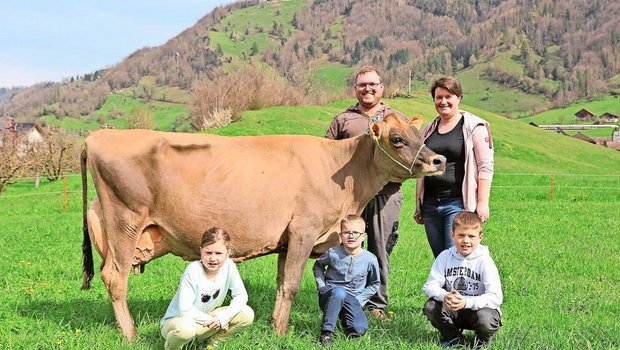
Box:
[423,211,502,348]
[313,214,381,345]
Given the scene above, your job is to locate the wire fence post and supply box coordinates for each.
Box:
[63,175,68,212]
[549,174,555,202]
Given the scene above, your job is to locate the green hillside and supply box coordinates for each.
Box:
[454,49,550,119]
[206,96,620,176]
[42,94,190,133]
[209,0,305,67]
[518,95,620,137]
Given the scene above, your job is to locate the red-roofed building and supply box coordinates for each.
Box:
[599,113,619,123]
[574,109,596,122]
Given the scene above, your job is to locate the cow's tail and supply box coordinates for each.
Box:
[81,145,94,290]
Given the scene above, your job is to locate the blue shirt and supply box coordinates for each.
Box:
[312,245,380,306]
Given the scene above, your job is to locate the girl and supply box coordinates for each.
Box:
[160,227,254,349]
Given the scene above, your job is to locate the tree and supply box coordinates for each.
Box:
[352,41,361,63]
[250,42,259,56]
[29,127,81,182]
[125,105,155,129]
[306,43,315,58]
[190,64,303,130]
[0,133,35,195]
[468,53,477,67]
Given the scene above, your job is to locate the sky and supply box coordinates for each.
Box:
[0,0,236,88]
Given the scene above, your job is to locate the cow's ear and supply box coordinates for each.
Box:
[370,123,381,141]
[409,115,424,130]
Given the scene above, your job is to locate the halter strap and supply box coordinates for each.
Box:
[373,138,425,178]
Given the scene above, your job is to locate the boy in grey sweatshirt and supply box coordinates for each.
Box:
[423,211,502,348]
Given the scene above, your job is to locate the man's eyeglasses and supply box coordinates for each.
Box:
[355,82,382,90]
[201,289,220,303]
[340,231,363,239]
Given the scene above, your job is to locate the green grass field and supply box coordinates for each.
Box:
[1,98,619,349]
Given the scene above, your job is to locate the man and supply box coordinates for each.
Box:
[325,65,407,319]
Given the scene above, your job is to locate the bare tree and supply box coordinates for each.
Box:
[125,105,155,129]
[0,133,35,195]
[28,127,81,182]
[190,64,303,130]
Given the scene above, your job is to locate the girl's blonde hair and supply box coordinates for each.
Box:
[201,227,231,248]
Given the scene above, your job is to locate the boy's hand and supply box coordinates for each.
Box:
[205,314,222,330]
[444,290,466,311]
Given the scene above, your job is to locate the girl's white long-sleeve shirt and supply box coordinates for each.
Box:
[423,245,503,313]
[160,259,248,328]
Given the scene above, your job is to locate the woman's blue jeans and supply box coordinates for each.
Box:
[421,197,464,258]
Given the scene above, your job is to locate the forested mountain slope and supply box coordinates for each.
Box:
[2,0,618,124]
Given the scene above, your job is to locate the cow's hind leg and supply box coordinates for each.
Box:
[272,251,287,330]
[100,217,144,341]
[272,231,315,335]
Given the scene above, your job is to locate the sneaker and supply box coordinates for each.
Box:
[347,332,362,340]
[473,337,490,349]
[319,331,334,346]
[439,335,464,348]
[369,309,388,320]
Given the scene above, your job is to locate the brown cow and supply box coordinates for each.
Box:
[81,114,445,341]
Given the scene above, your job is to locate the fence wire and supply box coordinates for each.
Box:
[0,172,618,201]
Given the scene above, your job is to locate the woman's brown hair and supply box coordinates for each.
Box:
[430,76,463,99]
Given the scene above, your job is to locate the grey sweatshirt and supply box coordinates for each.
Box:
[423,245,503,313]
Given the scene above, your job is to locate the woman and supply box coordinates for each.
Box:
[413,76,494,258]
[160,227,254,350]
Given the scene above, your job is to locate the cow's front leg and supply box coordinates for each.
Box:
[272,231,315,335]
[99,212,144,341]
[101,244,137,341]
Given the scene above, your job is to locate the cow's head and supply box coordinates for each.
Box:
[370,113,445,181]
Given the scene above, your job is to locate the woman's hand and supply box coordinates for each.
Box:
[413,209,424,224]
[476,201,490,223]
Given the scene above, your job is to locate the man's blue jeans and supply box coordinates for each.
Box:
[421,197,464,258]
[318,286,368,335]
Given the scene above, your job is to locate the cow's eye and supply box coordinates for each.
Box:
[392,136,406,146]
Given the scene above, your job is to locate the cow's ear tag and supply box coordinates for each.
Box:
[371,123,381,141]
[409,115,424,130]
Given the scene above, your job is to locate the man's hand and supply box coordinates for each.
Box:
[413,210,424,224]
